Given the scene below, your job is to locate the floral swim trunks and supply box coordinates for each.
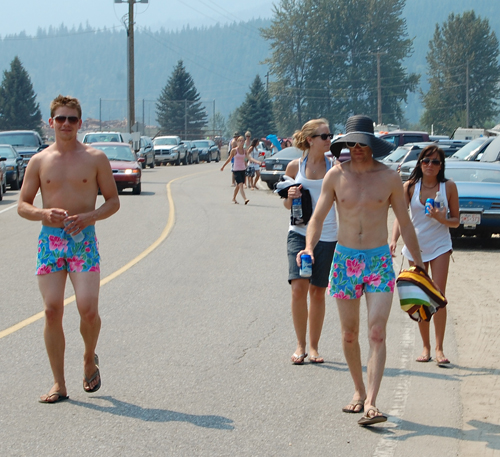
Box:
[328,244,395,299]
[36,226,100,275]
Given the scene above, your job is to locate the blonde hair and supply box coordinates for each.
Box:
[292,118,329,152]
[245,131,251,138]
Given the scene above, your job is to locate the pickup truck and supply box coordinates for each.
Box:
[153,135,188,165]
[0,130,48,165]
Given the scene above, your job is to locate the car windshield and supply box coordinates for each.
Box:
[193,141,210,148]
[0,133,38,147]
[450,138,487,159]
[98,146,135,161]
[446,166,500,183]
[154,138,178,146]
[383,147,410,162]
[84,134,120,143]
[268,147,303,160]
[0,147,16,158]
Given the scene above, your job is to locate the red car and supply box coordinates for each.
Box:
[92,142,142,194]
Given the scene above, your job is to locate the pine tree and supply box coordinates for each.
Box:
[156,60,207,138]
[236,75,276,139]
[0,56,42,132]
[421,11,500,134]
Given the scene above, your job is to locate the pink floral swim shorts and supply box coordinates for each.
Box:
[36,226,100,275]
[328,244,395,299]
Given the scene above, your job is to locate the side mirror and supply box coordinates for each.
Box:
[38,144,49,152]
[0,157,6,161]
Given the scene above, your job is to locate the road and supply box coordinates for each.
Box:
[0,162,498,456]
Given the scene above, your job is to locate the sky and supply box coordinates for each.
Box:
[0,0,275,37]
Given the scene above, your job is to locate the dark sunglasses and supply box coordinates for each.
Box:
[311,133,334,140]
[53,115,80,125]
[421,158,441,166]
[346,142,368,148]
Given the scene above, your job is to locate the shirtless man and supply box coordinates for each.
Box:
[297,115,424,426]
[18,95,120,403]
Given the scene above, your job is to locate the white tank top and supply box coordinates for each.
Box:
[288,156,338,242]
[402,181,452,262]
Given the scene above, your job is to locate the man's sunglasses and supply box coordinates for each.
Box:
[346,142,368,148]
[53,115,80,125]
[421,158,441,166]
[311,133,334,140]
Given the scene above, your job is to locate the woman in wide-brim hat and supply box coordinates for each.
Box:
[330,115,393,159]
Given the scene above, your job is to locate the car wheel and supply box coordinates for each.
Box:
[196,154,200,164]
[215,152,220,163]
[150,159,155,168]
[132,182,142,195]
[11,173,20,190]
[141,162,146,169]
[207,153,211,163]
[176,154,181,166]
[0,180,3,201]
[267,182,274,190]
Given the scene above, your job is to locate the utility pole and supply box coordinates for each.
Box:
[115,0,148,133]
[377,52,382,125]
[466,60,470,128]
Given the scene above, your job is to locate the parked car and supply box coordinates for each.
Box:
[448,137,494,162]
[444,161,500,238]
[0,130,48,165]
[136,136,155,169]
[0,144,25,189]
[260,146,303,190]
[82,132,130,144]
[153,136,188,166]
[93,142,142,194]
[379,131,430,150]
[0,157,6,200]
[480,136,500,162]
[192,139,220,163]
[184,141,200,164]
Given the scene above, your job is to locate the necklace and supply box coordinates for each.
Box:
[421,181,438,189]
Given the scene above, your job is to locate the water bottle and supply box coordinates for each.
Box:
[434,191,444,210]
[64,212,85,243]
[291,197,303,224]
[300,254,312,278]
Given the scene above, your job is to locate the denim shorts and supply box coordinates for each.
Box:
[287,231,336,288]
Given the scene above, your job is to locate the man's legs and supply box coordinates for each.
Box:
[69,271,101,391]
[336,298,366,411]
[364,292,392,412]
[38,271,68,401]
[308,284,326,360]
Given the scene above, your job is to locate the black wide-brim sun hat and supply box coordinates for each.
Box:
[330,115,394,159]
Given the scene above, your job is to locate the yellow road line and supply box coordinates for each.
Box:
[0,171,204,340]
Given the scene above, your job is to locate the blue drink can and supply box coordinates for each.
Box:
[300,254,312,278]
[425,198,434,214]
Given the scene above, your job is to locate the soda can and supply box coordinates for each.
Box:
[300,254,312,278]
[425,198,434,215]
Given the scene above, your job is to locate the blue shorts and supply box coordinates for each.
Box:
[36,226,100,275]
[328,244,395,299]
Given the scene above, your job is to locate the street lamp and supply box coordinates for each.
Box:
[114,0,148,133]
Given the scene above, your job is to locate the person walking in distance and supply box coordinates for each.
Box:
[247,138,263,190]
[18,95,120,403]
[284,119,337,365]
[297,115,424,426]
[390,145,459,365]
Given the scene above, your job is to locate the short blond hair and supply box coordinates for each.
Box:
[50,95,82,119]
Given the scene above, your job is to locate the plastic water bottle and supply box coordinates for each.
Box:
[64,212,85,243]
[434,191,444,210]
[291,197,303,224]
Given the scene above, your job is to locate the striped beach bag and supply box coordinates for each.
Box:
[396,265,447,322]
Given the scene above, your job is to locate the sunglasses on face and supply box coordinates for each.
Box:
[421,158,441,166]
[311,133,334,140]
[53,115,80,125]
[346,142,368,148]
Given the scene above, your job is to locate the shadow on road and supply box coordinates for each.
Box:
[70,396,234,430]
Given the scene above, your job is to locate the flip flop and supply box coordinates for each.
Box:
[39,392,69,404]
[291,353,307,365]
[309,355,325,364]
[358,408,387,426]
[83,354,101,393]
[244,199,250,205]
[416,355,432,362]
[436,357,450,365]
[342,399,365,414]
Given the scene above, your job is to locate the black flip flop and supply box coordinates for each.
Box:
[83,354,101,393]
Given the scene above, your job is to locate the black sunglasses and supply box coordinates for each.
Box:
[346,141,368,148]
[421,158,441,166]
[311,133,334,140]
[53,115,80,125]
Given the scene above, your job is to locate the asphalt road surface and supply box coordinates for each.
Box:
[0,162,498,456]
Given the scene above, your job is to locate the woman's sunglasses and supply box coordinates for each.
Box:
[53,115,80,125]
[346,142,368,148]
[311,133,334,140]
[421,158,441,166]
